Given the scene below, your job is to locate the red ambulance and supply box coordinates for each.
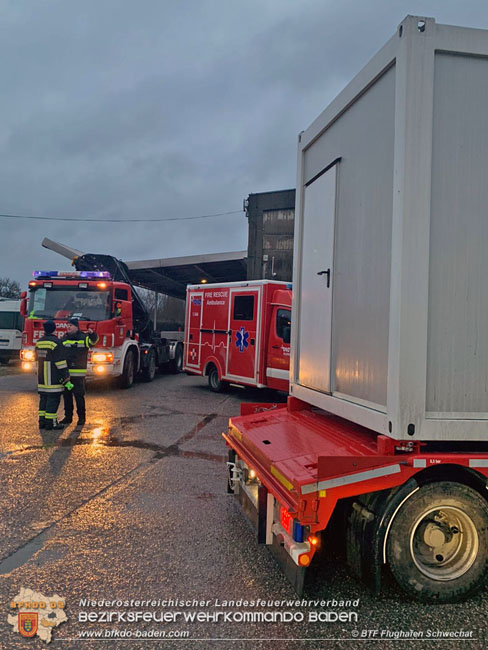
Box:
[184,281,291,392]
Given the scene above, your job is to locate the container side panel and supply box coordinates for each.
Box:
[303,65,395,407]
[427,52,488,414]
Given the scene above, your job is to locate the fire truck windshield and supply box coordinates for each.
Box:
[28,287,111,321]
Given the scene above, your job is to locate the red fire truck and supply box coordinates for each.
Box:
[20,253,183,387]
[184,280,291,392]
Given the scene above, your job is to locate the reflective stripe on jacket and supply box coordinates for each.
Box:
[35,335,69,393]
[61,329,99,377]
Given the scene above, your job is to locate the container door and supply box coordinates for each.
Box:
[226,288,261,382]
[185,292,203,369]
[298,164,337,393]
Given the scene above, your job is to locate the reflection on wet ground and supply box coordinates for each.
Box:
[3,412,223,463]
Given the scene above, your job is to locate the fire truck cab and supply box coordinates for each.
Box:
[20,268,183,387]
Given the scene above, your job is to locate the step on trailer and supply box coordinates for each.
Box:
[224,16,488,603]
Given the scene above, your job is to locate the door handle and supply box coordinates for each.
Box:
[317,269,331,288]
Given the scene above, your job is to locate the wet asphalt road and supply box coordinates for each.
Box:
[0,370,486,650]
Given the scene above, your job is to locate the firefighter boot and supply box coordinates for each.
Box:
[44,418,65,431]
[38,417,46,430]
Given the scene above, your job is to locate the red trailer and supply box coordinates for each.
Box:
[224,398,488,601]
[224,17,488,603]
[184,281,291,392]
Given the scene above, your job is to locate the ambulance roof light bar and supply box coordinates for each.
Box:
[33,270,111,279]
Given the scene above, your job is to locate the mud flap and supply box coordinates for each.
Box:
[346,478,419,594]
[236,479,307,595]
[268,535,307,595]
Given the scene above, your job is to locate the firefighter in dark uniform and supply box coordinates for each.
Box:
[60,318,99,426]
[35,320,73,430]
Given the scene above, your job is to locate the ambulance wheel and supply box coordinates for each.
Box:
[208,365,227,392]
[120,349,136,389]
[169,343,183,374]
[141,348,156,382]
[386,481,488,602]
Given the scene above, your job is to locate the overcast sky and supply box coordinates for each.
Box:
[2,0,488,288]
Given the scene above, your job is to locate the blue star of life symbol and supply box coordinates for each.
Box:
[235,327,249,352]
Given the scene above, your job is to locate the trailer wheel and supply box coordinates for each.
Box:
[386,481,488,602]
[208,365,227,392]
[141,348,156,382]
[119,349,136,389]
[168,343,183,374]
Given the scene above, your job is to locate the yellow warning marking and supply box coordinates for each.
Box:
[319,490,326,498]
[229,424,242,441]
[271,465,294,491]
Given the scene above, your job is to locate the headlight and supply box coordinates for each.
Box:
[20,349,35,361]
[91,352,114,363]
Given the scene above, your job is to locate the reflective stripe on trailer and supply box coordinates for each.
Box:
[300,463,402,495]
[271,465,294,491]
[469,459,488,468]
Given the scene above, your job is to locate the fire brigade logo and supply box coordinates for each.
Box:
[235,327,249,352]
[190,347,197,361]
[19,612,38,637]
[8,588,67,644]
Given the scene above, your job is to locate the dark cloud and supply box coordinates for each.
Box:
[1,0,487,286]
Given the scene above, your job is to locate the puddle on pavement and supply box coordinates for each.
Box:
[5,413,224,463]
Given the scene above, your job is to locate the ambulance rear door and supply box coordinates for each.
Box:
[225,286,261,384]
[185,291,203,370]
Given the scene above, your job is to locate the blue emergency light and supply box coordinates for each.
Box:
[33,270,111,279]
[292,520,305,543]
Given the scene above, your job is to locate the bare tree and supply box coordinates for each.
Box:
[0,277,21,299]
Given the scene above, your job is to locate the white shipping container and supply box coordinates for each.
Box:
[290,15,488,442]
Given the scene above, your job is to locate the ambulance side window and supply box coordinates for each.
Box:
[233,295,254,321]
[276,309,291,342]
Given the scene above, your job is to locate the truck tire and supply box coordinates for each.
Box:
[386,481,488,602]
[119,349,136,389]
[141,348,156,382]
[208,365,227,393]
[168,343,183,374]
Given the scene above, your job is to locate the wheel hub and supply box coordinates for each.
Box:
[410,506,478,581]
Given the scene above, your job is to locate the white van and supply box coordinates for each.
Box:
[0,299,23,364]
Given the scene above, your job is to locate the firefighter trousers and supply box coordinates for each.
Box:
[63,377,86,420]
[38,392,62,427]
